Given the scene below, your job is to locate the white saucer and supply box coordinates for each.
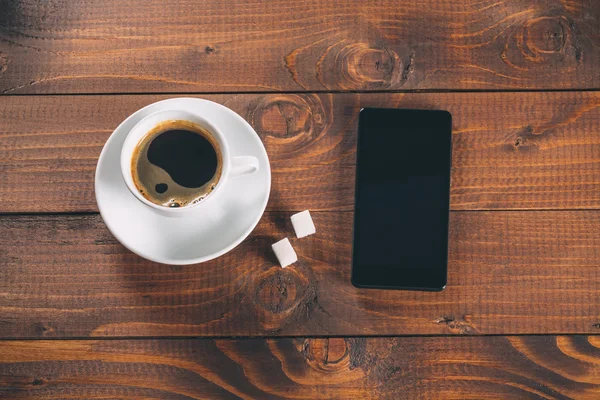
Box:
[95,98,271,265]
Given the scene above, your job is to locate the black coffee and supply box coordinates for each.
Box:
[131,120,222,207]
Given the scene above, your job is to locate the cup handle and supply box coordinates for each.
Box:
[231,156,259,177]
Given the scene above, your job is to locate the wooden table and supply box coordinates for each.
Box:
[1,0,599,398]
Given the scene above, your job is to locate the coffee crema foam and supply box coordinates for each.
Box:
[131,120,223,208]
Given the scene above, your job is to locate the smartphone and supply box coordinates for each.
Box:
[351,108,452,291]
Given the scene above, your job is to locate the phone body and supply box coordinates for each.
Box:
[351,108,452,291]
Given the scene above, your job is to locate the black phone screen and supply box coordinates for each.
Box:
[351,108,452,291]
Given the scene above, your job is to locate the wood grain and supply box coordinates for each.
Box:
[1,336,600,399]
[0,0,598,93]
[1,211,600,338]
[1,92,599,213]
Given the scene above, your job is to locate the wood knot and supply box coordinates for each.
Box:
[300,338,353,372]
[512,15,574,64]
[253,269,299,314]
[525,16,569,54]
[205,45,216,54]
[524,125,534,135]
[35,323,56,337]
[246,95,329,160]
[32,378,47,386]
[499,13,583,72]
[506,125,537,152]
[302,338,348,364]
[434,315,455,324]
[433,314,478,334]
[322,42,408,90]
[514,137,524,147]
[246,263,319,333]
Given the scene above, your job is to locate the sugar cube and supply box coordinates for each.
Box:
[272,238,297,268]
[291,210,316,238]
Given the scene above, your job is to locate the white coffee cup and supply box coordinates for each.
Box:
[120,109,259,216]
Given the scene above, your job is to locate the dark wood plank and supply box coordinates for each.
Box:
[1,211,600,338]
[0,0,598,93]
[1,92,599,213]
[1,336,600,398]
